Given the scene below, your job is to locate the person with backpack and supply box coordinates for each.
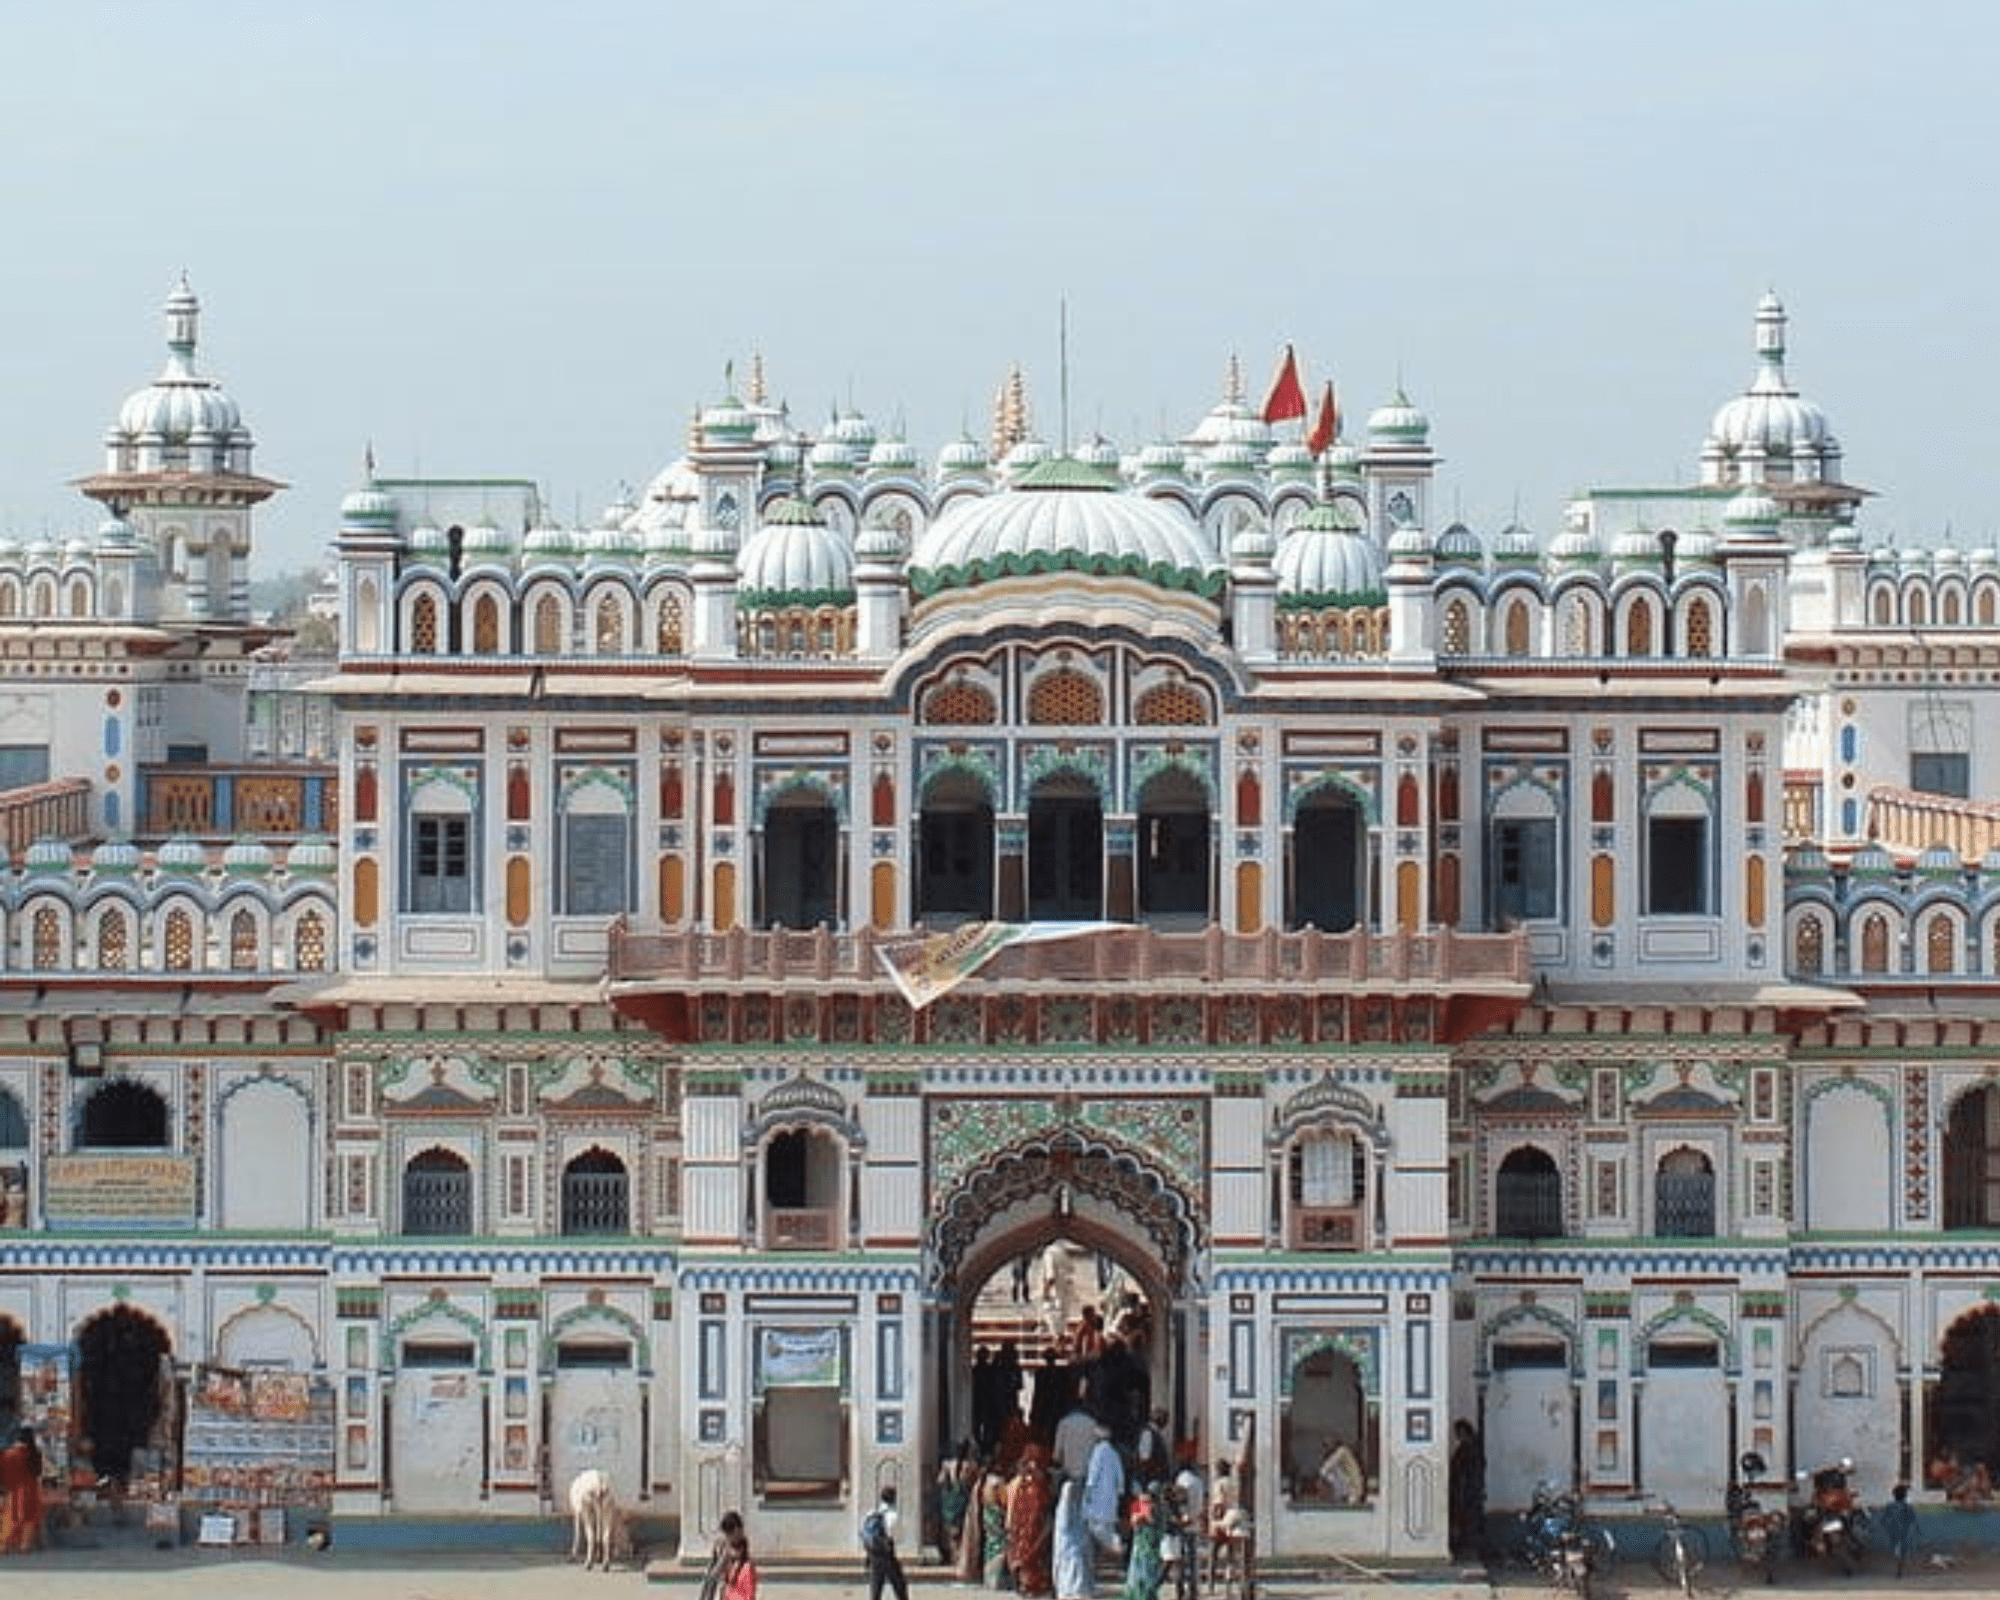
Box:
[863,1484,910,1600]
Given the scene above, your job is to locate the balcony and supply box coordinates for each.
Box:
[1290,1204,1365,1252]
[139,764,338,839]
[765,1206,838,1251]
[1864,784,2000,864]
[0,778,92,864]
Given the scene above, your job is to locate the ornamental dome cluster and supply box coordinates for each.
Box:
[103,276,256,477]
[1701,293,1842,489]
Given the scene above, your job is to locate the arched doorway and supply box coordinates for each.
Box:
[926,1128,1202,1482]
[1930,1304,2000,1481]
[75,1304,172,1482]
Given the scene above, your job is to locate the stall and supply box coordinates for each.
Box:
[180,1365,334,1544]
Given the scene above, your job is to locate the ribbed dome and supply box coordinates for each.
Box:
[113,277,247,451]
[1273,500,1383,607]
[340,485,398,526]
[223,838,275,877]
[737,498,855,607]
[156,836,208,877]
[910,458,1222,599]
[89,838,142,876]
[1492,523,1540,566]
[1704,293,1836,478]
[1367,390,1430,443]
[937,433,990,476]
[867,435,919,474]
[1434,521,1485,568]
[286,835,338,876]
[1547,516,1601,569]
[22,837,73,876]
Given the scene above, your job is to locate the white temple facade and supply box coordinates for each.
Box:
[2,283,2000,1560]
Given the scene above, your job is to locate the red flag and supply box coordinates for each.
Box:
[1306,380,1339,456]
[1261,344,1307,424]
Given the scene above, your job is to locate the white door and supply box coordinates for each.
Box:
[1485,1352,1573,1510]
[549,1346,642,1505]
[1639,1345,1726,1507]
[392,1353,483,1511]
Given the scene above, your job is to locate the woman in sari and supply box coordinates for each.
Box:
[956,1462,988,1583]
[1120,1485,1165,1600]
[938,1444,974,1567]
[1005,1445,1055,1598]
[0,1427,44,1555]
[1053,1476,1092,1600]
[981,1463,1011,1589]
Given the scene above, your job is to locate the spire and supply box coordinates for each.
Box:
[163,273,200,377]
[990,363,1030,460]
[1752,291,1792,395]
[747,352,767,407]
[1223,353,1244,408]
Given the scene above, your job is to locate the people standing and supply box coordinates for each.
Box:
[1119,1483,1165,1600]
[938,1444,975,1567]
[863,1485,911,1600]
[1448,1419,1485,1559]
[0,1426,44,1556]
[1168,1444,1205,1600]
[698,1509,746,1600]
[1083,1422,1127,1563]
[1879,1481,1919,1577]
[1053,1476,1092,1600]
[1006,1443,1055,1597]
[721,1530,759,1600]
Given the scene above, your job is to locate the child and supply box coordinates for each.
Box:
[1878,1481,1918,1578]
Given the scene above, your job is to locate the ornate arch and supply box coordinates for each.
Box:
[544,1301,650,1373]
[215,1298,321,1367]
[1285,770,1378,825]
[743,1072,863,1147]
[1129,747,1216,809]
[1271,1075,1382,1145]
[384,1295,489,1369]
[755,769,847,825]
[1479,1302,1580,1377]
[928,1124,1201,1296]
[1636,1302,1736,1372]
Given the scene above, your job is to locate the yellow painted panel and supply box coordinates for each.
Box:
[713,862,736,933]
[871,862,897,929]
[661,855,684,923]
[1235,861,1262,934]
[1396,861,1419,932]
[1746,854,1766,928]
[352,857,378,928]
[506,857,531,927]
[1592,854,1615,926]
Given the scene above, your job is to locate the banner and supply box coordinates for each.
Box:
[876,921,1124,1010]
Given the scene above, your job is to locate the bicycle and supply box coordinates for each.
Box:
[1650,1500,1710,1598]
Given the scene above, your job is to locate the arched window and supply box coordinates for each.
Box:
[1134,682,1210,726]
[1027,771,1102,921]
[1655,1146,1715,1237]
[761,787,840,930]
[1027,668,1103,726]
[96,906,132,970]
[1980,586,1999,627]
[762,1126,843,1250]
[1944,1087,2000,1230]
[1287,1127,1370,1251]
[410,592,439,653]
[164,906,197,971]
[594,593,625,654]
[1644,778,1711,916]
[1502,598,1531,657]
[1558,593,1597,656]
[1871,587,1895,626]
[402,1147,473,1236]
[1944,588,1964,626]
[1289,786,1364,932]
[561,1148,630,1235]
[561,774,633,917]
[533,592,564,655]
[78,1079,169,1148]
[471,592,501,654]
[1137,768,1211,923]
[1494,1146,1563,1238]
[68,578,90,617]
[922,680,997,725]
[1929,916,1959,975]
[229,908,259,971]
[1860,912,1891,974]
[655,594,685,655]
[1441,598,1471,656]
[294,909,328,972]
[1683,596,1715,658]
[31,906,63,970]
[1624,598,1654,657]
[1490,781,1559,926]
[1794,916,1824,976]
[918,771,995,924]
[1910,587,1930,627]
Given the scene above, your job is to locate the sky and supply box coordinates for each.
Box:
[1,0,1996,576]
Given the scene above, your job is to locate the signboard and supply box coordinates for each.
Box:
[756,1325,846,1391]
[44,1154,197,1226]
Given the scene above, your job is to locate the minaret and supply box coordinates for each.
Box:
[79,277,282,624]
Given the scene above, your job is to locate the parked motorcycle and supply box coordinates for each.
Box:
[1792,1457,1867,1574]
[1726,1451,1783,1584]
[1519,1482,1615,1599]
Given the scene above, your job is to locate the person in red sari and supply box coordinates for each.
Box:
[1006,1443,1055,1598]
[0,1426,44,1555]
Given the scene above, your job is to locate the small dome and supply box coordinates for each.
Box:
[699,395,756,443]
[1367,390,1430,443]
[1786,844,1832,878]
[1434,521,1486,568]
[867,435,919,474]
[407,525,447,559]
[1491,522,1540,566]
[586,520,643,565]
[1267,441,1315,480]
[1612,525,1666,570]
[1000,437,1055,477]
[1547,518,1601,569]
[156,836,208,877]
[286,835,338,876]
[1675,526,1720,566]
[1072,434,1121,472]
[523,523,578,565]
[1200,440,1261,481]
[937,434,990,476]
[831,409,878,454]
[911,459,1222,599]
[1386,521,1432,562]
[808,436,856,474]
[1916,843,1961,879]
[21,837,73,876]
[464,522,512,561]
[89,838,142,876]
[340,485,398,526]
[1134,439,1188,481]
[223,837,275,877]
[1848,841,1896,878]
[1273,500,1383,607]
[1230,520,1276,564]
[96,516,138,550]
[737,498,855,607]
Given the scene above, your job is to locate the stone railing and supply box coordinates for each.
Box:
[1864,785,2000,863]
[0,778,92,864]
[1783,770,1822,842]
[139,764,339,838]
[609,921,1530,992]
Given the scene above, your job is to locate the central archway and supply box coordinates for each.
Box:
[925,1126,1204,1482]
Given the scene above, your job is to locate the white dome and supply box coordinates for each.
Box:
[737,498,854,605]
[937,434,990,476]
[112,278,247,451]
[1704,293,1836,475]
[1273,501,1383,604]
[910,458,1222,599]
[1367,390,1430,442]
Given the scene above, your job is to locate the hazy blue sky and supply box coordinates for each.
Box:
[2,0,1996,574]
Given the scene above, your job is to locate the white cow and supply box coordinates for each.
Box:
[568,1468,627,1571]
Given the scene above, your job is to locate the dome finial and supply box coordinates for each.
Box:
[164,273,200,371]
[1223,353,1244,408]
[747,351,767,407]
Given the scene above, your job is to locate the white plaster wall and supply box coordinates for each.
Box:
[1804,1082,1893,1231]
[1638,1364,1726,1504]
[1483,1367,1571,1509]
[391,1366,483,1511]
[550,1364,644,1504]
[218,1076,314,1230]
